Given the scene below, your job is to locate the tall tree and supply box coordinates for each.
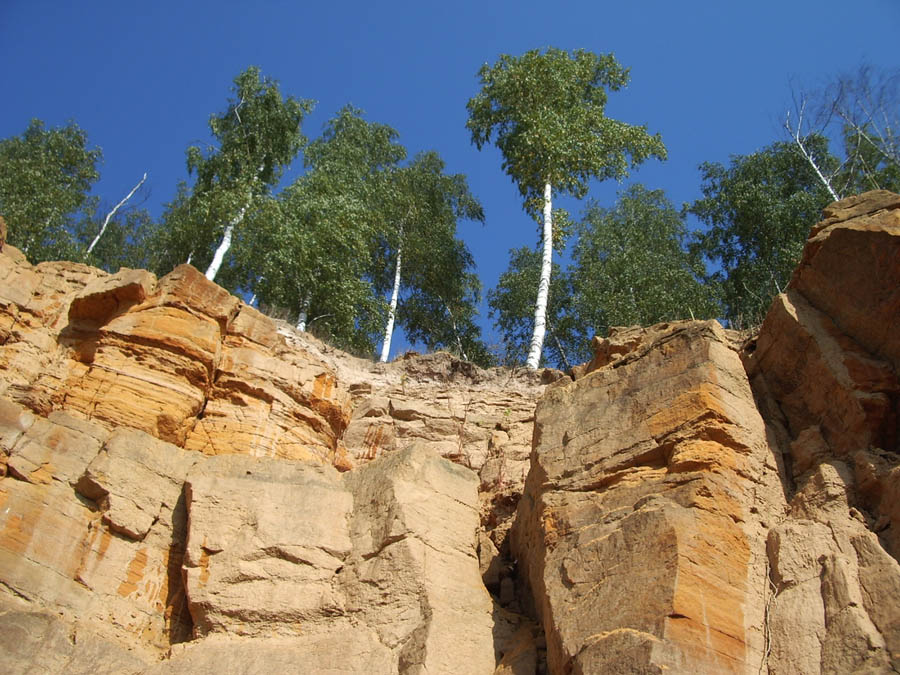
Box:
[182,66,313,281]
[687,140,834,328]
[240,106,405,354]
[571,185,719,336]
[0,119,101,261]
[374,151,485,363]
[466,47,666,368]
[488,246,580,368]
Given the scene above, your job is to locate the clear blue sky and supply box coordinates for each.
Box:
[1,1,898,355]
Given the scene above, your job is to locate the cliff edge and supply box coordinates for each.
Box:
[0,190,898,673]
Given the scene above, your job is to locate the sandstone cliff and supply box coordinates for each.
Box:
[0,190,898,674]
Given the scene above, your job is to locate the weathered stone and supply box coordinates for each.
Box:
[68,268,157,324]
[342,444,496,674]
[1,190,899,674]
[77,428,197,540]
[795,189,900,371]
[512,320,786,674]
[0,598,148,674]
[746,189,900,673]
[182,454,353,637]
[145,631,393,674]
[7,410,107,485]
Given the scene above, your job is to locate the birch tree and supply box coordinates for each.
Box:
[182,66,313,281]
[489,245,579,368]
[466,48,666,368]
[571,185,718,336]
[374,151,484,362]
[0,119,101,261]
[784,66,900,199]
[687,141,834,328]
[242,106,405,354]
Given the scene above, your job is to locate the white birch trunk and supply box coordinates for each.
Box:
[526,182,553,370]
[443,300,468,362]
[86,172,147,256]
[204,204,246,281]
[296,294,310,331]
[379,242,403,363]
[785,109,841,201]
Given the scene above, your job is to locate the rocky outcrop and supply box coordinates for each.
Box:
[744,189,900,673]
[1,190,899,673]
[0,258,351,463]
[512,320,786,673]
[0,397,497,672]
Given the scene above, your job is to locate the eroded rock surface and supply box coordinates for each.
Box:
[745,190,900,673]
[0,253,351,463]
[512,320,787,674]
[1,190,899,674]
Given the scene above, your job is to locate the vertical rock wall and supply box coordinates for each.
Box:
[512,321,787,673]
[745,190,900,673]
[1,191,900,673]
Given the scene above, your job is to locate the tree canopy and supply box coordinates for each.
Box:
[466,47,666,367]
[0,119,101,261]
[4,59,896,369]
[687,139,835,328]
[155,66,314,281]
[571,185,719,336]
[373,150,486,363]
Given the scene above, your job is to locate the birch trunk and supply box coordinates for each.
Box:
[526,181,553,369]
[379,242,403,363]
[204,204,247,281]
[443,300,468,362]
[296,293,310,331]
[785,109,841,201]
[86,172,147,256]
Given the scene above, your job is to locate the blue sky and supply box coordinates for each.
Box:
[1,1,898,356]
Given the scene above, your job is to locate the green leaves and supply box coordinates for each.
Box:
[166,66,314,280]
[488,246,579,367]
[490,186,716,369]
[0,119,101,261]
[687,140,834,328]
[571,185,718,337]
[466,47,666,218]
[373,150,488,361]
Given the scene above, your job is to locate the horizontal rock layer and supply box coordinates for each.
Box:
[1,190,900,673]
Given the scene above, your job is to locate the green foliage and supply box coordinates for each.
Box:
[571,185,719,336]
[466,47,667,219]
[188,66,314,195]
[75,204,160,272]
[687,139,834,328]
[374,150,488,361]
[467,47,666,368]
[838,123,900,195]
[0,119,101,261]
[488,247,580,368]
[240,106,406,354]
[154,66,314,278]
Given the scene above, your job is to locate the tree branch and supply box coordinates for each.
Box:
[85,172,147,256]
[784,108,840,201]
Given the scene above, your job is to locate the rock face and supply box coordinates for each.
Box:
[512,320,786,673]
[744,189,900,673]
[0,259,351,462]
[1,190,899,674]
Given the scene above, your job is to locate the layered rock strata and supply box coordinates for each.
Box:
[512,320,787,673]
[0,190,899,673]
